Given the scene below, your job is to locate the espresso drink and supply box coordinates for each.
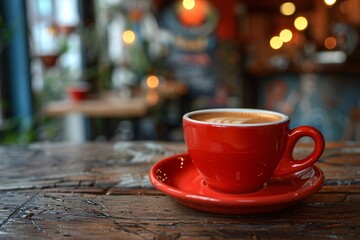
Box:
[190,111,282,124]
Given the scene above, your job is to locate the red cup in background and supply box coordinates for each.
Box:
[67,85,89,102]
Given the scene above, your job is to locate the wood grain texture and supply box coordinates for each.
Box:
[0,141,359,239]
[0,192,358,239]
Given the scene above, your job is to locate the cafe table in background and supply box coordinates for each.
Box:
[44,80,188,143]
[0,141,359,239]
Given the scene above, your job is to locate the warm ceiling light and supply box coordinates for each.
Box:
[183,0,195,10]
[294,16,308,31]
[270,36,283,50]
[122,30,136,44]
[324,0,337,6]
[146,75,160,89]
[324,37,337,49]
[279,29,293,42]
[280,2,296,16]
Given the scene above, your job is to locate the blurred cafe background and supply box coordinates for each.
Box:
[0,0,360,144]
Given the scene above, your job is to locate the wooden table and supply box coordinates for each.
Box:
[0,141,359,239]
[44,81,188,118]
[43,81,188,142]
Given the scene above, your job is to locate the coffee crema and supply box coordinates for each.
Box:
[190,112,282,124]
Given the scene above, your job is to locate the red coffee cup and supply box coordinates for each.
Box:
[183,108,325,194]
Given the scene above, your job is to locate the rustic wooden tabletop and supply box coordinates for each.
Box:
[0,141,359,239]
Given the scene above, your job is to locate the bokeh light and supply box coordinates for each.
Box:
[280,2,296,16]
[294,16,308,31]
[122,30,136,45]
[146,75,160,89]
[324,0,337,6]
[270,36,283,50]
[324,37,337,49]
[183,0,195,10]
[279,29,293,42]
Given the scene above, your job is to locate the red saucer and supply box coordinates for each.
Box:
[149,153,324,214]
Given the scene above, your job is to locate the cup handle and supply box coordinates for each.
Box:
[273,126,325,177]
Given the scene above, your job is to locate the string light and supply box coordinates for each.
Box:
[280,2,296,16]
[279,29,293,42]
[294,16,308,31]
[270,36,283,50]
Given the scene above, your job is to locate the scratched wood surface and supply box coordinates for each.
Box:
[0,141,359,239]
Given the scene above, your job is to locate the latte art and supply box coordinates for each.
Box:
[190,112,282,124]
[201,116,258,124]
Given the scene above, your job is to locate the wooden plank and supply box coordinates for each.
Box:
[0,142,186,192]
[0,192,358,239]
[321,185,360,193]
[0,142,359,193]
